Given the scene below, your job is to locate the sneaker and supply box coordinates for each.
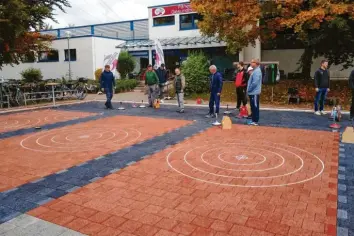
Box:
[314,111,321,115]
[320,111,327,115]
[160,99,165,104]
[205,114,215,118]
[179,109,185,113]
[247,120,259,126]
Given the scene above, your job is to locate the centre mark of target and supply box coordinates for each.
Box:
[235,155,248,160]
[79,135,90,139]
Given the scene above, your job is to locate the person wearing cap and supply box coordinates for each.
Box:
[156,63,168,103]
[100,64,116,109]
[247,59,262,126]
[145,64,159,107]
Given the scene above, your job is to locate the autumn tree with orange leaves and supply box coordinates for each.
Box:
[0,0,70,69]
[191,0,354,78]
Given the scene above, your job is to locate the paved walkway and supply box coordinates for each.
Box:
[0,101,352,236]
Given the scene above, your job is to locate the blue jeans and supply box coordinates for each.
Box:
[314,88,328,111]
[249,95,260,123]
[105,88,113,109]
[209,92,220,114]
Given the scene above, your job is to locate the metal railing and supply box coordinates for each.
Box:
[23,89,80,106]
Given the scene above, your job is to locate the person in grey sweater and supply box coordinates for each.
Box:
[247,59,262,126]
[174,68,186,113]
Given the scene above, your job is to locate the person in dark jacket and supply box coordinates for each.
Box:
[100,65,115,109]
[349,70,354,120]
[235,61,248,110]
[156,64,168,102]
[206,65,223,118]
[314,60,330,115]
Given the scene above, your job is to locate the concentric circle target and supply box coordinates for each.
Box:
[166,140,324,188]
[20,126,141,152]
[0,111,89,132]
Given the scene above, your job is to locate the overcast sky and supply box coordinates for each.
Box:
[46,0,181,28]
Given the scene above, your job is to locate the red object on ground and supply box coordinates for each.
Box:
[329,123,341,129]
[196,98,202,104]
[238,105,249,118]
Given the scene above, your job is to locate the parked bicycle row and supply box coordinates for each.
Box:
[0,77,98,108]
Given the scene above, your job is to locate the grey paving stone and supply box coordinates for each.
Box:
[7,215,39,228]
[89,177,102,182]
[339,166,347,172]
[0,223,16,234]
[56,169,68,174]
[339,174,346,180]
[66,186,80,193]
[339,195,348,204]
[59,230,86,236]
[339,184,347,191]
[126,161,136,166]
[338,209,348,219]
[31,178,45,184]
[340,148,346,152]
[340,154,346,158]
[338,227,349,236]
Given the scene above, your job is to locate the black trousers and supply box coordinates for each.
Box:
[351,90,354,118]
[236,87,247,109]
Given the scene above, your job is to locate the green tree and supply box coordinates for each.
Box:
[118,51,136,79]
[20,68,43,83]
[191,0,353,79]
[181,51,210,94]
[0,0,70,69]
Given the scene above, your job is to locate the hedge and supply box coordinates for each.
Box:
[115,79,139,93]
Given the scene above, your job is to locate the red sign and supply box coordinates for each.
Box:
[152,3,194,17]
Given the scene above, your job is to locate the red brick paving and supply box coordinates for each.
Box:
[0,116,191,191]
[28,125,338,236]
[0,109,95,133]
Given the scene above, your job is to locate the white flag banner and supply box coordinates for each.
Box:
[154,39,165,68]
[103,50,120,79]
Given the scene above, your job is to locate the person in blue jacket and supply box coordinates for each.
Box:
[206,65,223,118]
[100,65,116,109]
[247,59,262,126]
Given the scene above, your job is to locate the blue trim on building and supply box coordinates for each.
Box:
[39,19,148,33]
[90,25,95,35]
[52,35,147,41]
[57,29,60,38]
[130,21,134,31]
[148,1,190,8]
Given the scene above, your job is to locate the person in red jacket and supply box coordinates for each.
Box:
[234,62,249,110]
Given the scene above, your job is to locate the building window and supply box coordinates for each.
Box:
[38,50,59,62]
[64,49,77,61]
[180,14,202,30]
[153,16,175,27]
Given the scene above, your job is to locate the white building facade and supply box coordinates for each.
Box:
[0,1,351,80]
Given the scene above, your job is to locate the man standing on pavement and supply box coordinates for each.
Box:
[247,59,262,126]
[314,60,330,115]
[145,64,159,107]
[174,68,186,113]
[100,65,115,109]
[349,69,354,121]
[206,65,223,118]
[156,63,168,103]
